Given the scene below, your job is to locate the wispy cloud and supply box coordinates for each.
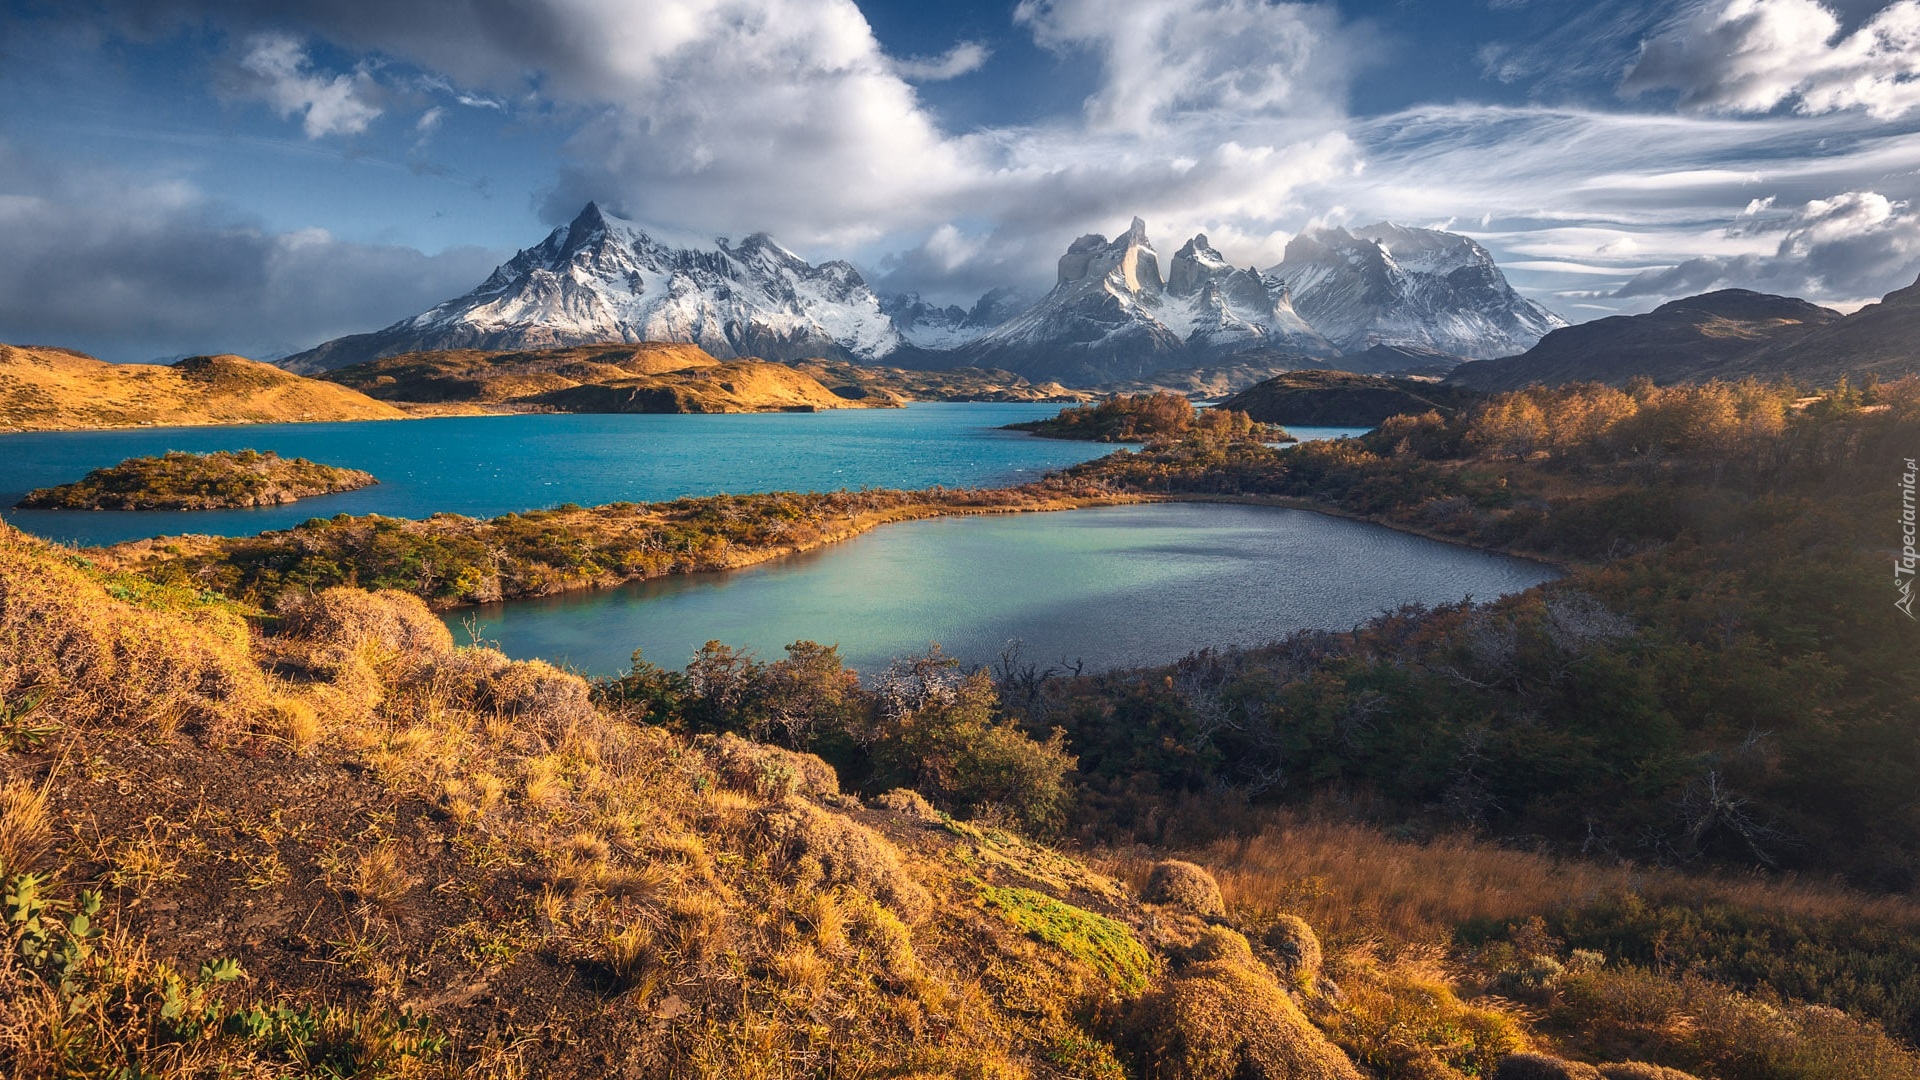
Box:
[893,41,990,81]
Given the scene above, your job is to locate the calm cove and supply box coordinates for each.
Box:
[456,502,1559,678]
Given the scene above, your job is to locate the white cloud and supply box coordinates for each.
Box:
[1614,189,1920,298]
[1623,0,1920,119]
[893,41,990,81]
[1013,0,1348,132]
[233,32,383,138]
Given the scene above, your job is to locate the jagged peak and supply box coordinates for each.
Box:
[1066,233,1109,255]
[1124,216,1151,247]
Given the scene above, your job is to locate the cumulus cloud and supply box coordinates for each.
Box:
[0,141,500,361]
[893,41,990,81]
[1614,189,1920,299]
[1623,0,1920,119]
[230,32,383,137]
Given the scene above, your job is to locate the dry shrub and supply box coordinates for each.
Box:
[707,732,839,799]
[263,695,323,752]
[1145,860,1225,918]
[873,787,941,823]
[418,645,513,709]
[0,781,51,873]
[276,587,453,664]
[757,797,931,923]
[1262,914,1323,988]
[1123,930,1364,1080]
[0,525,271,738]
[1597,1065,1700,1080]
[1496,1054,1602,1080]
[1323,959,1528,1080]
[482,660,598,745]
[1183,926,1256,965]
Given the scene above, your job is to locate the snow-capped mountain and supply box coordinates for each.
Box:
[880,286,1034,351]
[955,220,1337,383]
[1267,224,1565,360]
[282,203,902,372]
[282,206,1563,384]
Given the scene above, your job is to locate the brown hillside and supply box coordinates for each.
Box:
[321,343,884,413]
[323,342,724,405]
[1716,274,1920,384]
[525,359,889,413]
[0,346,407,432]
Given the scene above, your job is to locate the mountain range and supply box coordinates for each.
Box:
[282,205,1566,385]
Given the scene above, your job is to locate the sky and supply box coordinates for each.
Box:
[3,0,1920,361]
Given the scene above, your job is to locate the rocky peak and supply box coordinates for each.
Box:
[1167,234,1234,297]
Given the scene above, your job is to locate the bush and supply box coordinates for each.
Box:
[1496,1055,1602,1080]
[1145,860,1226,918]
[1262,914,1323,988]
[1121,933,1363,1080]
[757,796,931,923]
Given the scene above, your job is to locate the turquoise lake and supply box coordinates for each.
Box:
[0,406,1555,677]
[0,405,1367,547]
[458,503,1559,678]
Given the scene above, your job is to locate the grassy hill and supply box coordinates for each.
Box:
[8,509,1917,1078]
[320,343,886,414]
[0,346,407,432]
[321,343,724,405]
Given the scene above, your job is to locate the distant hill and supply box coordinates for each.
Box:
[323,343,724,405]
[788,361,1093,403]
[1218,370,1479,427]
[523,361,889,413]
[0,346,407,432]
[323,343,882,414]
[1447,290,1843,391]
[1707,275,1920,385]
[1103,345,1465,399]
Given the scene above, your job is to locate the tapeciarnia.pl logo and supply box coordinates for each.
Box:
[1900,457,1918,620]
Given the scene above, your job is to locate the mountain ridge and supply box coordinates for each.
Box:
[1447,288,1855,391]
[283,205,1565,384]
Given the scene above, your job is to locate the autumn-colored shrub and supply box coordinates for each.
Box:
[1262,914,1323,988]
[757,796,931,923]
[1121,930,1363,1080]
[1145,860,1226,918]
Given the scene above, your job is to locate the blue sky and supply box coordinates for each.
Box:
[4,0,1920,361]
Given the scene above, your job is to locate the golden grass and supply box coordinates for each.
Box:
[0,344,406,431]
[0,781,51,873]
[0,526,274,739]
[1109,814,1920,951]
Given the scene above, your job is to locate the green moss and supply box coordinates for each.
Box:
[977,883,1154,994]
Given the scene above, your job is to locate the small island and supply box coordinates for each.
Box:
[16,449,377,510]
[1005,391,1291,443]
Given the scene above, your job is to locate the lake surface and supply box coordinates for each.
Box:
[0,406,1368,547]
[458,503,1558,678]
